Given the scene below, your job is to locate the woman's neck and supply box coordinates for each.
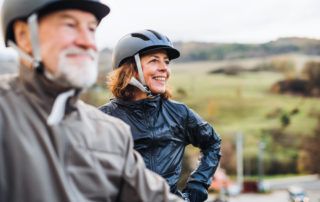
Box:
[132,87,148,101]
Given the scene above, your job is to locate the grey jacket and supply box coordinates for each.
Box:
[0,65,183,202]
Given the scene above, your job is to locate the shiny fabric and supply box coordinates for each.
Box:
[99,95,222,192]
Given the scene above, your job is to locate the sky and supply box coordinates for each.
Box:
[1,0,320,53]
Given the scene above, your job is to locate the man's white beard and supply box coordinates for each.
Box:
[55,46,98,89]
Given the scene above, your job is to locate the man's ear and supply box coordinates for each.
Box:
[13,21,32,54]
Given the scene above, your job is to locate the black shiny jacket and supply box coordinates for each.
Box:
[99,95,221,191]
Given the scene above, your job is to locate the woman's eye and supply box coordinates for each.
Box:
[66,22,75,28]
[165,60,170,65]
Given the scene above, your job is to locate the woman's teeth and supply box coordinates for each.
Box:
[154,77,165,81]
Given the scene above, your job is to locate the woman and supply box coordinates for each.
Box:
[99,29,221,202]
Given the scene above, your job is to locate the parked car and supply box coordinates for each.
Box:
[288,186,309,202]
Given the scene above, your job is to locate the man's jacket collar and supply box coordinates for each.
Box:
[18,65,80,114]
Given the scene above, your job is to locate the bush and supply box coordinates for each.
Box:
[298,115,320,174]
[253,58,296,73]
[270,79,310,95]
[261,129,300,174]
[271,58,296,73]
[302,61,320,88]
[209,64,245,75]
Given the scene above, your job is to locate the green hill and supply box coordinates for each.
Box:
[173,37,320,62]
[98,37,320,66]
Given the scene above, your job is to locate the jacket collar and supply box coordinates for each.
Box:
[111,95,161,111]
[18,64,80,114]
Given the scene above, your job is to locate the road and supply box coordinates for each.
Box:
[206,175,320,202]
[208,190,288,202]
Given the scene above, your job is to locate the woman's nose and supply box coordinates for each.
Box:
[158,61,169,71]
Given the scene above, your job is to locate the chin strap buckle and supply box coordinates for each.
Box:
[129,77,153,96]
[144,86,153,97]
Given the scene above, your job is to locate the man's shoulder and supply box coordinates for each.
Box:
[78,101,132,145]
[0,73,18,97]
[78,100,129,128]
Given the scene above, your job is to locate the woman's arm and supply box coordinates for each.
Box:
[183,107,222,201]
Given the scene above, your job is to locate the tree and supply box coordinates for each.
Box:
[302,61,320,88]
[298,115,320,174]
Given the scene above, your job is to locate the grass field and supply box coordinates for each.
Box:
[167,56,320,163]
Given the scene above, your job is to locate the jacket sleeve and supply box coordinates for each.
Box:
[184,107,221,188]
[0,107,7,202]
[118,130,184,202]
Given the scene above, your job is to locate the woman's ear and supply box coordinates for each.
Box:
[13,21,33,54]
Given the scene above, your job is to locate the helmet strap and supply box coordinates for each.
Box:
[129,77,152,96]
[133,53,153,96]
[27,13,42,72]
[8,40,34,64]
[9,13,56,78]
[134,54,146,85]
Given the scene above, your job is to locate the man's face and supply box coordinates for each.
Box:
[38,9,99,88]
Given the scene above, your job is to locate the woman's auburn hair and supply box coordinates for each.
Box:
[107,58,172,101]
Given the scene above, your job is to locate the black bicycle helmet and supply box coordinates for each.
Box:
[112,29,180,69]
[1,0,110,46]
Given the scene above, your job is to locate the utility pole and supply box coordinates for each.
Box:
[258,140,265,192]
[236,132,243,192]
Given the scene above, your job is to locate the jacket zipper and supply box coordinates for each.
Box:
[145,104,155,172]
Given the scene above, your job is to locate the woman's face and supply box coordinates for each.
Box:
[140,50,170,94]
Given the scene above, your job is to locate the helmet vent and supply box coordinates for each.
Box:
[131,33,150,41]
[147,29,162,40]
[166,37,171,43]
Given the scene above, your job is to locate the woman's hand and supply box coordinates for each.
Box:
[183,182,208,202]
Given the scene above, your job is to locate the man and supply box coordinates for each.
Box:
[0,0,184,201]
